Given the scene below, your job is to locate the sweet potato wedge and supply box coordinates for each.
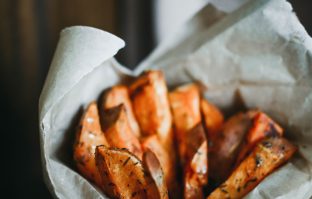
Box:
[129,70,173,145]
[169,83,201,162]
[207,137,297,199]
[209,111,255,183]
[184,124,208,199]
[101,85,140,138]
[130,70,178,196]
[73,102,107,187]
[235,111,284,166]
[143,149,169,199]
[141,135,178,198]
[100,104,143,159]
[95,146,160,199]
[200,98,224,140]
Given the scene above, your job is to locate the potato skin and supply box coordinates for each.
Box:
[73,102,107,188]
[209,112,254,183]
[169,83,201,163]
[207,137,297,199]
[95,146,159,199]
[184,124,208,199]
[235,111,284,166]
[143,149,169,199]
[101,85,140,138]
[100,104,143,159]
[141,135,178,198]
[200,98,224,140]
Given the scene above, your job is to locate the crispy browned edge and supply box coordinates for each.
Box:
[100,104,143,159]
[73,102,107,188]
[101,85,140,138]
[235,111,284,166]
[95,145,160,199]
[143,149,169,199]
[207,137,297,199]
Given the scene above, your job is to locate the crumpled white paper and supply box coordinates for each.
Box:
[39,0,312,198]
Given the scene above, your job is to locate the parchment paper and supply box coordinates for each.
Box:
[39,0,312,198]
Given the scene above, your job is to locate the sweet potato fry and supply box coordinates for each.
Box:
[101,85,140,138]
[143,149,169,199]
[95,146,160,199]
[200,98,224,139]
[235,111,284,166]
[141,135,177,198]
[130,70,178,196]
[100,104,143,159]
[169,83,201,162]
[207,137,297,199]
[73,102,107,187]
[141,135,170,181]
[209,112,255,183]
[184,124,208,199]
[129,70,173,146]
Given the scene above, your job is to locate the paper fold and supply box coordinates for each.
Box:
[39,26,125,123]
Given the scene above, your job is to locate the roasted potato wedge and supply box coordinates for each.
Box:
[143,149,169,199]
[169,83,201,162]
[101,85,140,138]
[141,135,170,181]
[207,137,297,199]
[129,70,173,145]
[184,124,208,199]
[73,102,107,187]
[95,146,161,199]
[209,111,255,183]
[235,111,284,166]
[100,104,143,159]
[141,135,178,198]
[130,70,178,196]
[200,98,224,139]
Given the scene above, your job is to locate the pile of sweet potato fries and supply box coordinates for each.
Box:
[73,70,296,199]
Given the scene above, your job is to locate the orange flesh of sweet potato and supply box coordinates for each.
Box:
[95,146,160,199]
[73,102,108,188]
[100,104,143,159]
[129,70,172,144]
[169,83,201,163]
[235,111,284,166]
[141,135,178,198]
[101,85,140,138]
[200,98,224,140]
[143,149,169,199]
[130,70,178,197]
[207,137,297,199]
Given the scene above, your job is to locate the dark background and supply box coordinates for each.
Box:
[0,0,310,198]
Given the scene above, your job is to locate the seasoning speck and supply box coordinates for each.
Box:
[123,157,131,166]
[262,140,272,148]
[255,155,263,167]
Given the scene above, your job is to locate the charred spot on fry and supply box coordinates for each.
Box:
[243,178,258,189]
[123,157,131,166]
[255,154,263,167]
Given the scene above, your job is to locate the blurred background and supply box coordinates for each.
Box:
[0,0,311,198]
